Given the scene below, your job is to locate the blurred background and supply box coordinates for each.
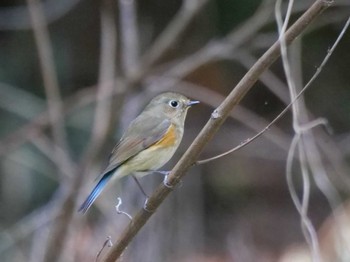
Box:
[0,0,350,261]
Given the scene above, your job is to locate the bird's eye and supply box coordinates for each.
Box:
[169,100,179,108]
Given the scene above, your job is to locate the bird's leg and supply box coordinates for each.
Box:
[115,197,132,221]
[131,175,153,212]
[143,198,152,212]
[132,175,149,198]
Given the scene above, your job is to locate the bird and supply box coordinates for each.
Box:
[78,92,199,213]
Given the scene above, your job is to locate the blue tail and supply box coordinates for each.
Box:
[78,170,114,214]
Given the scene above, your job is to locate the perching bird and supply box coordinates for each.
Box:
[78,92,199,213]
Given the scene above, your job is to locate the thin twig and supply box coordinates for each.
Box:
[115,197,133,221]
[96,236,113,262]
[101,1,331,261]
[119,0,139,76]
[197,2,349,166]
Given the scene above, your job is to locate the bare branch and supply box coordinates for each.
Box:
[27,0,73,175]
[119,0,139,76]
[84,0,117,161]
[42,0,117,261]
[129,0,209,83]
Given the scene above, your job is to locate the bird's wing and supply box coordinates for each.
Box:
[79,116,171,213]
[102,115,171,175]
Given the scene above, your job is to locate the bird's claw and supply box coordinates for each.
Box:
[163,172,174,188]
[143,197,154,213]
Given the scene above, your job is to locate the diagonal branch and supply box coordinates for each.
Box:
[129,0,208,83]
[102,1,333,261]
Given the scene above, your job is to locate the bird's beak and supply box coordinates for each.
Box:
[187,100,200,107]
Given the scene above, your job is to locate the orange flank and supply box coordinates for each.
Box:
[154,124,177,147]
